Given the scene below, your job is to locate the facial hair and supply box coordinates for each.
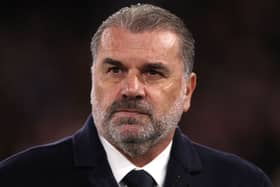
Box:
[91,88,185,157]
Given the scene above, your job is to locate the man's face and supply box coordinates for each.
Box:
[91,27,196,157]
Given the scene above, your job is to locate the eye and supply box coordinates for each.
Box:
[145,69,163,77]
[107,66,122,74]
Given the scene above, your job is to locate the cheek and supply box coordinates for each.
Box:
[147,80,183,114]
[91,75,119,109]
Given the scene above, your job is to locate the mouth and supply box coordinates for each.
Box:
[113,109,149,118]
[115,108,148,114]
[108,107,153,122]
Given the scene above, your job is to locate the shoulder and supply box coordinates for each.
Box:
[192,141,272,186]
[0,117,99,187]
[1,136,73,168]
[0,136,75,184]
[171,129,272,186]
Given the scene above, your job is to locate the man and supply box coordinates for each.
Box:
[0,4,272,187]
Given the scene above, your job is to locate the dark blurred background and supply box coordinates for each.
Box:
[0,0,279,185]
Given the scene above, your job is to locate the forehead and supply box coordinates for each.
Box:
[98,27,180,61]
[100,26,178,48]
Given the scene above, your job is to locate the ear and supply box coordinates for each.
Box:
[183,72,197,112]
[90,65,95,105]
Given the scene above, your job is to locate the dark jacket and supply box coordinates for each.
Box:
[0,115,272,187]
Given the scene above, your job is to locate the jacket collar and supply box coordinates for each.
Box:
[171,128,202,173]
[72,115,106,167]
[73,115,119,187]
[164,128,203,187]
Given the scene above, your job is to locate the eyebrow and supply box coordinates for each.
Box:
[102,57,171,75]
[102,58,123,67]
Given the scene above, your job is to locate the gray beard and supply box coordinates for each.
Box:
[91,87,185,157]
[106,116,176,157]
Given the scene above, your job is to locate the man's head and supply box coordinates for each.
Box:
[90,4,196,158]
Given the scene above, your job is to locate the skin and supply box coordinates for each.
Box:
[91,26,196,166]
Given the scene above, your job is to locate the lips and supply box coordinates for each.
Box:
[108,108,151,121]
[115,109,149,115]
[113,110,148,118]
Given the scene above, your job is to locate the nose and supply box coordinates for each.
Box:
[121,71,145,99]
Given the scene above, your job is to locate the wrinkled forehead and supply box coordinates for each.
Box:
[99,26,179,53]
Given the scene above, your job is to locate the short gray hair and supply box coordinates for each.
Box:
[90,4,195,77]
